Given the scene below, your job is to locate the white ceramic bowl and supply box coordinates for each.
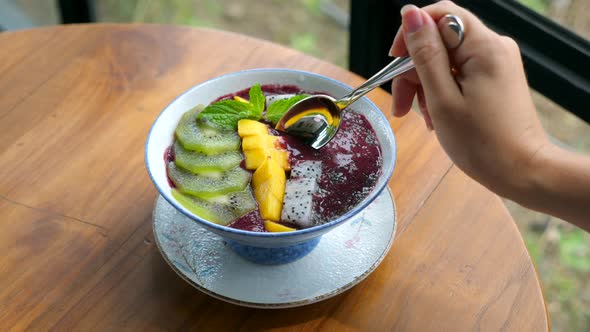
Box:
[145,68,396,264]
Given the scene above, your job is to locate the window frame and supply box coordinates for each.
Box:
[58,0,95,24]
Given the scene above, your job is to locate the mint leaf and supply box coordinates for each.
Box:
[196,84,268,129]
[265,94,309,124]
[198,99,255,130]
[249,83,265,117]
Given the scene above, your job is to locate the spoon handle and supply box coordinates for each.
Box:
[336,56,414,109]
[336,14,464,110]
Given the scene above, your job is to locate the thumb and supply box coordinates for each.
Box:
[401,5,461,105]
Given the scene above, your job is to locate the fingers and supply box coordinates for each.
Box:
[391,77,417,117]
[390,1,472,57]
[392,78,433,131]
[391,69,420,117]
[417,1,498,69]
[389,26,406,57]
[391,75,433,131]
[417,86,433,131]
[401,5,461,106]
[390,1,497,66]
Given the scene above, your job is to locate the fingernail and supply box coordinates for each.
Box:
[401,5,423,33]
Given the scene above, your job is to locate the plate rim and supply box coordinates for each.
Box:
[152,187,397,309]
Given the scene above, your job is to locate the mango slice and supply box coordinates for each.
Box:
[252,158,286,221]
[242,135,277,151]
[238,119,268,137]
[238,119,291,221]
[243,148,268,170]
[234,96,250,103]
[239,127,289,171]
[264,220,295,232]
[269,149,290,171]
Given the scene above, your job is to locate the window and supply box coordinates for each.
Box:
[518,0,590,40]
[0,0,59,30]
[95,0,350,68]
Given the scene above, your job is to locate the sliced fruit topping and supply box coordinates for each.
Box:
[173,141,242,173]
[234,96,249,103]
[167,162,250,198]
[244,147,290,171]
[252,158,286,221]
[252,158,286,201]
[238,119,268,137]
[175,108,240,155]
[281,177,318,228]
[264,220,295,233]
[171,189,256,225]
[290,160,323,179]
[268,149,290,171]
[242,148,268,171]
[241,134,277,151]
[280,161,322,228]
[238,119,290,171]
[260,196,283,222]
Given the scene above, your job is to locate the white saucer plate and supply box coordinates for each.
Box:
[153,188,397,308]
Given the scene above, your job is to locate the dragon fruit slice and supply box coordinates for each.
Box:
[281,177,317,228]
[290,160,322,179]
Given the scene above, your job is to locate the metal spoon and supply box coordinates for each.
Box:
[275,14,465,149]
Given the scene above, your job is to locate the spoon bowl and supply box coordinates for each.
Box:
[275,94,342,149]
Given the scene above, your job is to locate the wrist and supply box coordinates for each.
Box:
[506,141,590,228]
[511,141,567,212]
[507,141,559,208]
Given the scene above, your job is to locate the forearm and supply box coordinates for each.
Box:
[514,143,590,231]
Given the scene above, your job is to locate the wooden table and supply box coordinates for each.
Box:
[0,25,549,331]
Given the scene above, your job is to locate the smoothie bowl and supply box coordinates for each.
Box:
[145,69,396,264]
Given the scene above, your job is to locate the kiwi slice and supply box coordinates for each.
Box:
[171,188,256,225]
[174,141,242,173]
[175,107,240,155]
[168,162,250,198]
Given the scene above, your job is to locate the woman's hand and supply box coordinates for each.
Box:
[390,1,590,229]
[389,1,548,198]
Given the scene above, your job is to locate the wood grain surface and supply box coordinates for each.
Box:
[0,24,549,331]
